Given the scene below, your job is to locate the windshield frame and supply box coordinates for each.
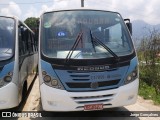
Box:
[0,16,15,61]
[40,9,135,63]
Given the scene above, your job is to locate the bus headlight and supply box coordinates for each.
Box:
[126,75,132,81]
[125,67,138,84]
[44,75,51,82]
[0,72,13,88]
[51,79,58,86]
[132,71,137,77]
[4,76,12,82]
[42,71,64,90]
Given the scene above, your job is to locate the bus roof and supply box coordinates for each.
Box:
[0,15,19,20]
[40,8,119,16]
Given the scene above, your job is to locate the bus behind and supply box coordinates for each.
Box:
[0,16,38,110]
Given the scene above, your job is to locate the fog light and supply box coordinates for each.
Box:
[128,95,134,100]
[44,75,51,82]
[4,76,12,82]
[51,80,58,86]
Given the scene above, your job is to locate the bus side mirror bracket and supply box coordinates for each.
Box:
[124,19,132,35]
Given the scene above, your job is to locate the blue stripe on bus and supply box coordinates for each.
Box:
[0,61,14,78]
[40,56,138,91]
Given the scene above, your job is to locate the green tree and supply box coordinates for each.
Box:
[24,17,39,29]
[24,17,39,44]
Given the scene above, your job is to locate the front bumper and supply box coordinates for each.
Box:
[0,82,19,110]
[40,78,139,111]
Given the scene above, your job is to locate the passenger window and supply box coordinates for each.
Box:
[28,32,33,53]
[18,28,23,56]
[18,24,29,56]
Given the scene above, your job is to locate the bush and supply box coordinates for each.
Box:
[139,65,160,95]
[139,80,160,104]
[138,28,160,95]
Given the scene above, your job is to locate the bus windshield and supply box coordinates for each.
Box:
[0,17,15,61]
[41,10,134,59]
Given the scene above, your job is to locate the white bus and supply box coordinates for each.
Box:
[0,16,38,109]
[39,9,139,111]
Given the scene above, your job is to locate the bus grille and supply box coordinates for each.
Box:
[64,71,120,91]
[72,94,114,105]
[66,80,119,88]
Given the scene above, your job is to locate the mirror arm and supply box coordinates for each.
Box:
[124,19,131,23]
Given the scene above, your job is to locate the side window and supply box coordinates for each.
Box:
[28,32,32,53]
[24,29,29,53]
[18,26,23,56]
[31,33,37,52]
[31,33,35,53]
[19,24,38,57]
[28,31,38,54]
[18,23,29,56]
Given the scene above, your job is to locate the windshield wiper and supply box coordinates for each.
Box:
[65,31,83,63]
[90,30,119,62]
[90,30,96,53]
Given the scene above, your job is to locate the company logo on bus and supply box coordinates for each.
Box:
[90,82,99,89]
[77,66,110,71]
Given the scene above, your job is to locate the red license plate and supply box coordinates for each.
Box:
[84,104,103,111]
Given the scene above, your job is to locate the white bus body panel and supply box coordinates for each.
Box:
[0,82,19,109]
[40,78,139,111]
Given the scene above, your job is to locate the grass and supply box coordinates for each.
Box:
[139,80,160,105]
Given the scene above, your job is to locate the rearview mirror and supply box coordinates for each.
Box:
[124,19,132,35]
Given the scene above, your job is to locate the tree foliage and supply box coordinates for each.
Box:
[24,17,39,29]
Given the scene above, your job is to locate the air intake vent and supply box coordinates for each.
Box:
[73,94,114,100]
[70,73,90,81]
